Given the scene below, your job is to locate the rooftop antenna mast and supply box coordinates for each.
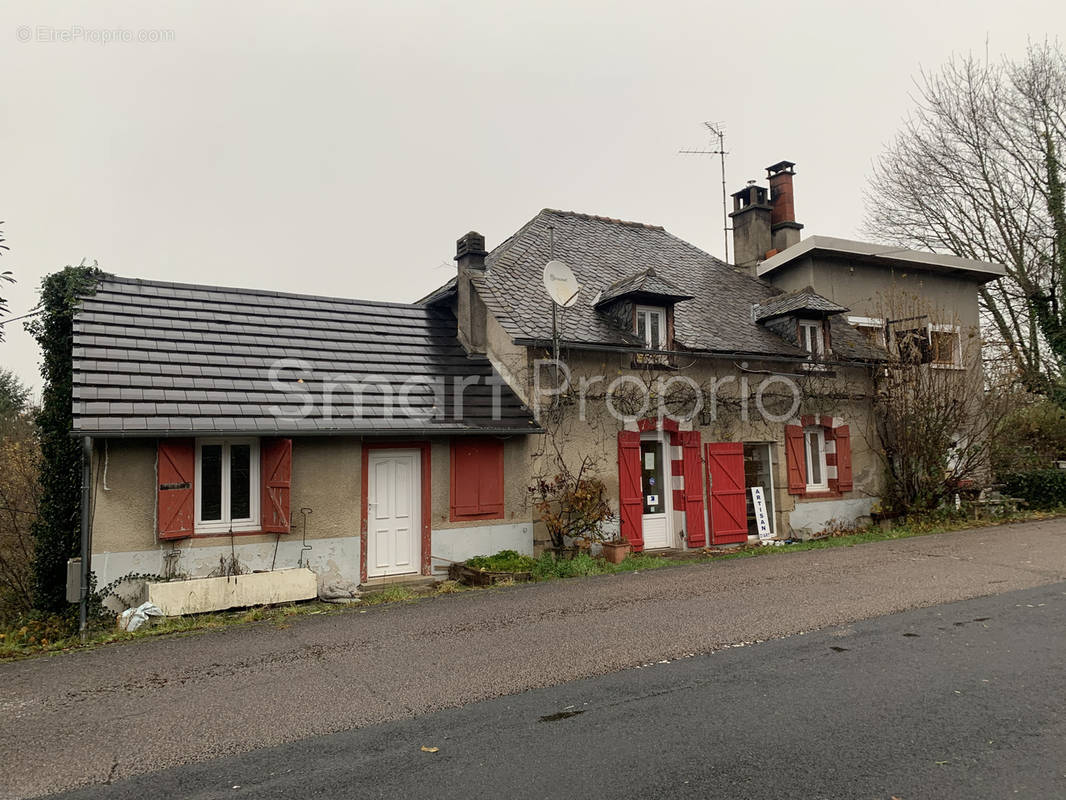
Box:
[679,121,730,263]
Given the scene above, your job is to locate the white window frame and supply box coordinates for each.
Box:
[799,319,825,358]
[195,438,260,533]
[803,426,828,493]
[847,315,886,348]
[928,323,963,369]
[635,305,667,350]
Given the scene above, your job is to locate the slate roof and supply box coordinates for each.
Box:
[595,268,694,307]
[71,276,538,436]
[428,208,883,361]
[753,289,849,322]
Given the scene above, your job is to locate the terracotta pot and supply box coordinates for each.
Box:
[601,541,631,564]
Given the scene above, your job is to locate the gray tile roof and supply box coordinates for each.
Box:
[72,276,538,436]
[753,289,849,322]
[444,209,882,361]
[595,268,694,307]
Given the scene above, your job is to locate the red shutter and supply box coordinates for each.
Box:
[785,424,806,495]
[617,430,644,552]
[705,442,748,544]
[834,425,853,492]
[679,431,706,548]
[450,438,504,520]
[158,438,195,539]
[261,438,293,533]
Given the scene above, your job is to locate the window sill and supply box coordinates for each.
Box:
[798,490,844,500]
[449,513,506,524]
[160,528,282,541]
[930,362,965,370]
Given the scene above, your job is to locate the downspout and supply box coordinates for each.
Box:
[79,436,92,642]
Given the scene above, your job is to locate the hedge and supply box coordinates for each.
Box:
[1000,470,1066,511]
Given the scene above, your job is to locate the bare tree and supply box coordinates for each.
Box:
[864,41,1066,392]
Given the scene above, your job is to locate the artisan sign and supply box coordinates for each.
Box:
[750,486,771,539]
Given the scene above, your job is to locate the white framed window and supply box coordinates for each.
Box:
[799,319,825,358]
[847,315,886,348]
[635,306,667,350]
[195,438,260,533]
[929,324,963,368]
[803,427,828,492]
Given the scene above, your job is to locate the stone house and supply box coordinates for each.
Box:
[72,161,1004,591]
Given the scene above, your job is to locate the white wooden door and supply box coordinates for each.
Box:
[367,449,421,577]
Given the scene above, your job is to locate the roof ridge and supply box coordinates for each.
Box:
[540,208,665,231]
[98,274,428,311]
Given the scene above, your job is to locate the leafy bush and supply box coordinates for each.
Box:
[465,550,537,573]
[991,400,1066,475]
[1000,470,1066,510]
[26,265,102,611]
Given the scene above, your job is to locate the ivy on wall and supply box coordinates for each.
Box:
[25,265,102,611]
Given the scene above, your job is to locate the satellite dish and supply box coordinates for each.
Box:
[542,260,580,308]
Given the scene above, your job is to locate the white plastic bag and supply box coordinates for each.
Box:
[118,601,164,632]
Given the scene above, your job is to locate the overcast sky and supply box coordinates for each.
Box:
[1,1,1062,394]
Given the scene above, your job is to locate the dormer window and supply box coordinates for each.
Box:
[636,306,667,350]
[798,319,825,358]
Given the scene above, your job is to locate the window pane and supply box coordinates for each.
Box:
[637,312,647,342]
[201,445,223,521]
[230,444,251,520]
[806,432,822,486]
[650,313,661,349]
[640,441,664,514]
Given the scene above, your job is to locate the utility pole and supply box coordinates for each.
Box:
[679,121,730,263]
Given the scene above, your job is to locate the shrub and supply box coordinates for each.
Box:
[991,400,1066,475]
[465,550,537,573]
[1000,470,1066,510]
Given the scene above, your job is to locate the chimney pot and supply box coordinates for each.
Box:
[455,231,488,267]
[765,160,803,253]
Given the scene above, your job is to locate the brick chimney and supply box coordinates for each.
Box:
[455,231,488,353]
[766,161,803,253]
[729,182,772,272]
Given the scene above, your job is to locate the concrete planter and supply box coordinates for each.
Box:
[146,567,317,616]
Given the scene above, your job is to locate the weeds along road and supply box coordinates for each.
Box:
[2,518,1066,798]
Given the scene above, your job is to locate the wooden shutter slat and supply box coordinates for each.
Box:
[261,438,292,533]
[705,442,747,545]
[834,425,853,493]
[158,438,195,539]
[617,431,644,552]
[450,438,504,520]
[785,425,806,495]
[679,431,706,548]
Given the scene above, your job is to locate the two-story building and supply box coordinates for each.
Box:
[72,161,1004,593]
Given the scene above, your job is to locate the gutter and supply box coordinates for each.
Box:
[68,425,544,439]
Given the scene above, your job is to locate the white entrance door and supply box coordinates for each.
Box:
[367,449,421,577]
[640,436,673,549]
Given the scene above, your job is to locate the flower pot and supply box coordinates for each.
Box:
[601,541,631,564]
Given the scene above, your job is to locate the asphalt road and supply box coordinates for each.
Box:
[52,581,1066,800]
[3,518,1066,798]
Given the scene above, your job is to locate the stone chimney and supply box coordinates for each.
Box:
[766,160,803,253]
[729,182,772,272]
[455,231,488,353]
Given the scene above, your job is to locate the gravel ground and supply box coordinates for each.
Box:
[2,518,1066,799]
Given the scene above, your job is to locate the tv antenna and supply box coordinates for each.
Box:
[679,121,730,263]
